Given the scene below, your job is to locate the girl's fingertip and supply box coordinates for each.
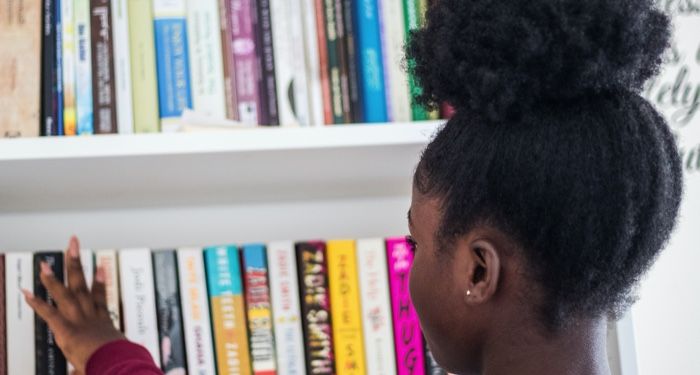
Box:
[95,267,106,283]
[21,288,34,300]
[40,262,54,276]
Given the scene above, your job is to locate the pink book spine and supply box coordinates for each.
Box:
[386,236,426,375]
[230,0,261,125]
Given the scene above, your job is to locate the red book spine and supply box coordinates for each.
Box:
[314,0,333,124]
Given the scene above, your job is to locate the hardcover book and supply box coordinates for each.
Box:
[74,0,94,134]
[152,250,187,373]
[34,252,67,375]
[4,253,35,375]
[90,0,118,133]
[62,0,77,135]
[94,249,121,329]
[128,0,160,133]
[112,0,134,134]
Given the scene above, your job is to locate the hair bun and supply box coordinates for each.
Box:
[407,0,671,122]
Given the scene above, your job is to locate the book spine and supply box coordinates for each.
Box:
[230,0,261,125]
[56,0,64,135]
[41,0,58,136]
[267,241,306,375]
[118,248,161,363]
[425,344,446,375]
[356,238,397,375]
[153,0,192,129]
[333,0,353,123]
[312,0,333,124]
[300,0,325,126]
[79,249,94,289]
[0,255,5,375]
[186,0,227,118]
[402,0,429,121]
[242,244,278,375]
[341,0,362,123]
[418,0,438,121]
[94,249,121,330]
[74,0,94,135]
[204,246,252,375]
[62,0,77,135]
[128,0,160,133]
[355,0,388,123]
[152,250,187,373]
[327,240,366,375]
[386,237,425,375]
[296,241,336,375]
[254,0,279,125]
[177,248,217,374]
[5,253,35,375]
[111,0,134,134]
[218,0,239,120]
[90,0,118,133]
[34,252,67,375]
[322,0,345,124]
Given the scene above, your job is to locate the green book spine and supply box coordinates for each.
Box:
[323,0,346,124]
[403,0,429,121]
[128,0,160,133]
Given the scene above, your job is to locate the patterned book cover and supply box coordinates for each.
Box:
[386,237,425,375]
[300,0,325,126]
[112,0,134,134]
[218,0,239,120]
[378,0,411,122]
[62,0,77,135]
[74,0,94,135]
[177,248,217,374]
[355,0,388,123]
[5,253,35,375]
[327,240,366,375]
[0,0,41,137]
[267,241,306,375]
[425,344,447,375]
[254,0,279,125]
[204,245,252,375]
[94,249,121,330]
[356,238,397,375]
[341,0,362,123]
[0,254,5,375]
[34,252,67,375]
[296,241,335,375]
[128,0,160,133]
[90,0,118,133]
[152,250,187,373]
[242,244,278,375]
[229,0,261,125]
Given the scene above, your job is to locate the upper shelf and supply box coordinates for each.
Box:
[0,121,443,213]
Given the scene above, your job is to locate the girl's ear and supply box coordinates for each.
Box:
[460,238,501,305]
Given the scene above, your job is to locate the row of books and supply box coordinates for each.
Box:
[0,237,448,375]
[0,0,444,138]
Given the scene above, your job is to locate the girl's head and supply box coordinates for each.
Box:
[406,0,683,373]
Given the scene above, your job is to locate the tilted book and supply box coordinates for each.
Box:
[5,253,35,375]
[74,0,94,135]
[128,0,160,133]
[34,252,67,375]
[152,250,187,373]
[94,249,121,330]
[90,0,118,133]
[112,0,134,134]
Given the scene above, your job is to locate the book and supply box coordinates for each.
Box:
[267,241,306,375]
[229,0,261,125]
[152,250,187,373]
[118,248,161,364]
[355,0,388,123]
[56,0,64,135]
[402,0,429,121]
[34,252,67,375]
[242,244,278,375]
[41,0,59,136]
[322,0,346,124]
[186,0,227,119]
[0,0,41,137]
[153,0,193,129]
[4,253,35,375]
[127,0,160,133]
[205,245,253,375]
[386,237,425,375]
[90,0,118,133]
[341,0,362,123]
[296,241,335,375]
[333,0,353,123]
[112,0,134,134]
[378,0,411,122]
[299,0,325,126]
[177,248,217,374]
[62,0,77,135]
[312,0,332,124]
[80,249,94,289]
[356,238,396,375]
[327,240,366,375]
[74,0,94,135]
[94,249,121,329]
[255,0,279,125]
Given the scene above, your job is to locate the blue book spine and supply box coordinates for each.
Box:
[356,0,388,123]
[55,0,64,135]
[204,245,244,296]
[154,17,193,122]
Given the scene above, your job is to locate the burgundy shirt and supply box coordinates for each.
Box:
[86,340,164,375]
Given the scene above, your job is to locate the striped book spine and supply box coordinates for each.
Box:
[94,250,121,329]
[74,0,94,134]
[128,0,160,133]
[205,245,252,375]
[152,250,187,373]
[5,253,35,375]
[34,252,67,375]
[229,0,261,125]
[62,0,77,135]
[355,0,387,123]
[112,0,134,134]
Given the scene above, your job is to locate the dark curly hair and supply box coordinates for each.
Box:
[408,0,684,328]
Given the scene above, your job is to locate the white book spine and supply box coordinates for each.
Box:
[95,249,121,330]
[270,0,311,127]
[177,248,217,374]
[267,241,307,375]
[118,248,161,364]
[80,249,94,289]
[74,0,94,135]
[186,0,226,118]
[379,0,411,122]
[300,0,325,127]
[112,0,135,134]
[5,253,35,375]
[357,238,397,375]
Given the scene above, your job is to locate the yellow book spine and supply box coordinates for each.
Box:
[327,239,366,375]
[211,295,252,375]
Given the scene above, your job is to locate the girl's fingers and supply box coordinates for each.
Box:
[91,267,109,315]
[22,289,65,329]
[64,236,94,314]
[39,262,82,318]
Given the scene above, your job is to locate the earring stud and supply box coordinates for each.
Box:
[466,289,471,297]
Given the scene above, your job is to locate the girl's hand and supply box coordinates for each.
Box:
[23,236,126,374]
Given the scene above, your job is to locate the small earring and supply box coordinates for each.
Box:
[466,289,471,297]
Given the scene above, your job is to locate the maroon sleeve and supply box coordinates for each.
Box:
[85,340,164,375]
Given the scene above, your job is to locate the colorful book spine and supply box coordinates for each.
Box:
[56,0,64,135]
[186,0,227,118]
[62,0,77,135]
[322,0,346,124]
[255,0,279,125]
[41,0,59,136]
[205,245,253,375]
[218,0,239,120]
[152,250,187,373]
[229,0,261,125]
[327,240,366,375]
[311,0,333,124]
[128,0,160,133]
[242,244,278,375]
[112,0,134,134]
[177,248,217,374]
[74,0,94,135]
[153,0,192,129]
[267,241,306,375]
[34,252,67,375]
[386,237,425,375]
[356,238,397,375]
[118,248,161,364]
[402,0,429,121]
[355,0,388,123]
[296,241,335,375]
[4,253,35,375]
[342,0,362,123]
[94,249,121,329]
[425,344,446,375]
[90,0,118,133]
[300,0,325,126]
[0,254,4,375]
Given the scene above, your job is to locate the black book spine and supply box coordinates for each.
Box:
[341,0,362,123]
[152,250,187,372]
[254,0,279,126]
[41,0,58,136]
[90,0,118,134]
[34,252,66,375]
